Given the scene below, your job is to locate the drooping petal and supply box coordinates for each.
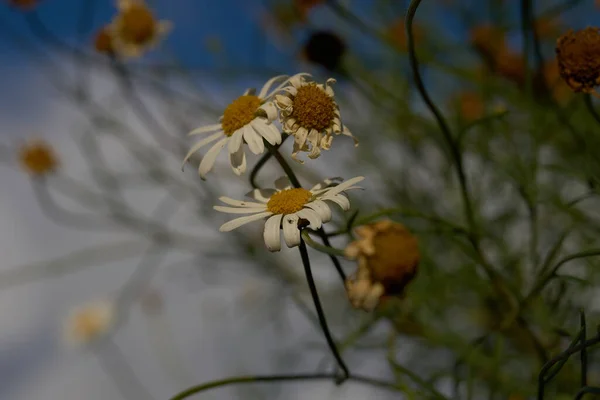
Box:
[246,188,277,202]
[259,102,278,121]
[229,145,247,176]
[188,123,222,136]
[323,176,365,197]
[252,119,280,146]
[258,75,288,99]
[305,200,332,223]
[219,211,272,232]
[243,125,265,155]
[310,177,343,192]
[296,208,322,230]
[182,132,223,168]
[227,129,244,154]
[322,194,350,210]
[214,206,267,214]
[282,214,301,248]
[198,137,228,179]
[264,214,283,252]
[218,196,265,208]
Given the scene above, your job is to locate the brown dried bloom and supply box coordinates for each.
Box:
[344,220,419,311]
[19,139,59,176]
[457,91,484,122]
[8,0,38,10]
[108,0,170,59]
[94,27,114,55]
[556,27,600,95]
[495,49,526,85]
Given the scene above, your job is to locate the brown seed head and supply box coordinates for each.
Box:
[556,27,600,93]
[291,84,335,132]
[19,140,59,176]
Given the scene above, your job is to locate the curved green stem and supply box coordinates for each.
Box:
[298,239,349,383]
[170,372,401,400]
[301,231,346,257]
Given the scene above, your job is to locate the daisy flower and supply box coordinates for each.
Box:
[214,176,364,252]
[63,300,115,346]
[182,75,290,179]
[108,0,170,59]
[274,73,358,162]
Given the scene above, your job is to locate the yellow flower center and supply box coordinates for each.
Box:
[267,188,312,214]
[291,84,335,132]
[221,95,261,136]
[19,142,58,176]
[119,4,156,44]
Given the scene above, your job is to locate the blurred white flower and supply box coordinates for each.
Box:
[63,300,115,346]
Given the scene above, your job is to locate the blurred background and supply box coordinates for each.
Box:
[2,0,600,399]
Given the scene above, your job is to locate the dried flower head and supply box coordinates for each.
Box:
[495,50,526,85]
[108,0,170,58]
[345,220,419,311]
[556,27,600,95]
[19,139,59,176]
[8,0,38,10]
[274,73,358,162]
[94,26,114,55]
[302,31,346,72]
[64,300,115,346]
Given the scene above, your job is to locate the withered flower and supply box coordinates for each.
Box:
[556,27,600,95]
[345,220,419,311]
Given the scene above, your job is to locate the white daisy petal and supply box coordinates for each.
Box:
[295,127,309,148]
[252,119,280,146]
[274,176,292,190]
[198,137,228,179]
[322,194,350,210]
[243,125,265,155]
[275,94,293,108]
[264,214,283,252]
[259,102,278,121]
[282,214,301,248]
[310,177,343,192]
[324,176,365,197]
[188,123,222,136]
[228,129,244,154]
[214,206,267,214]
[246,188,277,202]
[289,73,310,88]
[296,208,322,230]
[220,211,272,232]
[218,197,265,208]
[259,75,288,99]
[182,132,223,167]
[305,200,332,223]
[229,145,247,176]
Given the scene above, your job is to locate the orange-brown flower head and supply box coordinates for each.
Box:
[93,27,114,55]
[8,0,38,10]
[495,49,526,85]
[19,139,59,177]
[388,19,423,52]
[470,24,507,59]
[540,59,572,103]
[344,220,419,311]
[457,91,484,122]
[293,0,324,21]
[556,27,600,94]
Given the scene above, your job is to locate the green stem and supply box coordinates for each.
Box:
[170,372,401,400]
[298,239,349,383]
[301,231,346,257]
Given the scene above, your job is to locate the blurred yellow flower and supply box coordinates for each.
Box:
[19,139,59,177]
[64,300,115,346]
[108,0,170,59]
[93,26,115,55]
[556,27,600,95]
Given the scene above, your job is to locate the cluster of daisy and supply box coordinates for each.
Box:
[183,72,419,310]
[93,0,170,59]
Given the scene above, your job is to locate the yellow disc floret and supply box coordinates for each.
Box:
[221,95,261,136]
[19,140,59,176]
[291,84,335,131]
[267,188,312,214]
